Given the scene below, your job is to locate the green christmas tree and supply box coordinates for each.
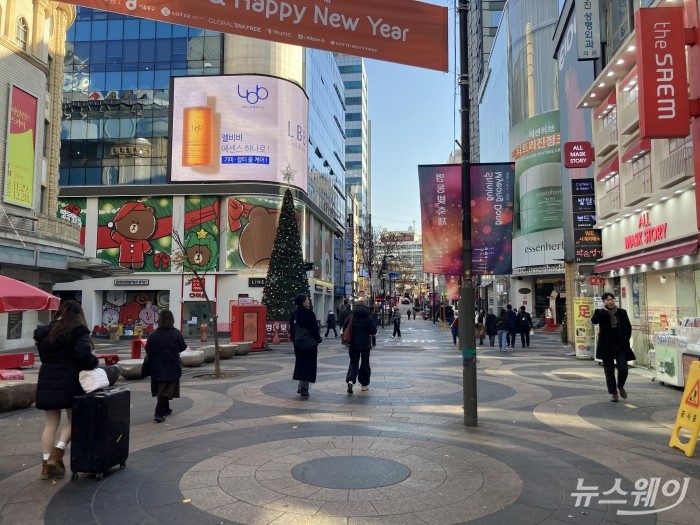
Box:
[262,188,311,321]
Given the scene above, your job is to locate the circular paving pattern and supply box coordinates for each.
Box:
[291,456,410,489]
[180,436,521,523]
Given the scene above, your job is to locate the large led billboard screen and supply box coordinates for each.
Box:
[169,75,309,191]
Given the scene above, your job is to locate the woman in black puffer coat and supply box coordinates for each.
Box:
[34,300,98,481]
[145,310,187,423]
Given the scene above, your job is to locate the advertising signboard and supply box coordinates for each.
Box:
[170,75,308,190]
[3,86,38,209]
[60,0,448,71]
[635,7,689,139]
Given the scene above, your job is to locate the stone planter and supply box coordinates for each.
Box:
[0,381,37,412]
[235,342,253,356]
[181,349,205,367]
[219,344,237,359]
[199,345,216,364]
[118,359,144,380]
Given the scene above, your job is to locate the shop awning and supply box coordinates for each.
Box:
[594,239,699,273]
[621,137,651,163]
[595,157,619,181]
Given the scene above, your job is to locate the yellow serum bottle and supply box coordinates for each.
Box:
[182,90,213,167]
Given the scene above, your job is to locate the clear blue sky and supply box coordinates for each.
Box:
[366,0,458,234]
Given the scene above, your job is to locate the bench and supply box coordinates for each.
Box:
[95,354,120,366]
[0,352,35,369]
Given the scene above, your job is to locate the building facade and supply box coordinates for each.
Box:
[570,0,700,371]
[54,7,346,336]
[478,0,565,321]
[0,1,79,349]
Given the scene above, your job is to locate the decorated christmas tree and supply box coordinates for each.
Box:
[262,186,311,321]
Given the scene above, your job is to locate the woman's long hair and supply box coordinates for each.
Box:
[45,300,90,345]
[156,310,175,330]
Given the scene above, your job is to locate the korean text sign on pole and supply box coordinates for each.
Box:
[635,7,689,139]
[61,0,448,72]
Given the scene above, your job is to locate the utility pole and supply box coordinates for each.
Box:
[458,1,477,427]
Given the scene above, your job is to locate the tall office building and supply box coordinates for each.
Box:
[55,8,346,335]
[0,2,78,349]
[334,54,371,297]
[467,1,507,161]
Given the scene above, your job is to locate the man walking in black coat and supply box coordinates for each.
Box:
[591,292,636,402]
[344,299,377,394]
[338,299,352,336]
[516,306,533,347]
[505,304,518,348]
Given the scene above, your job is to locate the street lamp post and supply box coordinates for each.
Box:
[458,1,477,427]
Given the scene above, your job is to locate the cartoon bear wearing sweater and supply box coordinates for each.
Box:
[109,202,157,270]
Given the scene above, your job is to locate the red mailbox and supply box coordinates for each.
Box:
[230,304,267,350]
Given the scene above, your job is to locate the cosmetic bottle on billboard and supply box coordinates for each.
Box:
[182,90,212,167]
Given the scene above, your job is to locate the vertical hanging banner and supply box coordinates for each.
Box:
[60,0,448,72]
[418,163,514,276]
[418,164,462,275]
[635,7,689,139]
[4,86,38,208]
[471,163,515,275]
[575,0,601,60]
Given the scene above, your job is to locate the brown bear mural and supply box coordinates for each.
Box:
[108,202,157,270]
[239,206,280,268]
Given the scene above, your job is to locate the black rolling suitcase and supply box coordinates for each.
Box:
[70,387,130,480]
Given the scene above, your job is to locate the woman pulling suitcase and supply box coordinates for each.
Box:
[34,300,98,480]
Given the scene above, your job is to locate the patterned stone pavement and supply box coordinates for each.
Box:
[1,321,699,524]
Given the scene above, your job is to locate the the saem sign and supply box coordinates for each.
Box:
[636,7,689,139]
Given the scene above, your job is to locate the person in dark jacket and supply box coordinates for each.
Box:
[145,310,187,422]
[344,298,378,393]
[290,293,322,398]
[34,300,98,480]
[450,316,459,345]
[391,307,402,338]
[517,306,534,348]
[505,304,518,348]
[324,310,337,338]
[495,309,509,352]
[591,292,636,402]
[485,308,497,346]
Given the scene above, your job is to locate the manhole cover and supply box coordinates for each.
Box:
[291,456,410,489]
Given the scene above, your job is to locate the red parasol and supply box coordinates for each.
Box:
[0,276,60,313]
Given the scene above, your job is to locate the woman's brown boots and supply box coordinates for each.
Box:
[45,447,66,479]
[40,460,50,480]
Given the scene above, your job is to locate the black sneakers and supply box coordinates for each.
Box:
[347,382,353,394]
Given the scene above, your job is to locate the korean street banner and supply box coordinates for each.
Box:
[471,163,514,275]
[573,296,595,359]
[4,86,38,208]
[61,0,448,72]
[418,163,514,277]
[418,164,462,275]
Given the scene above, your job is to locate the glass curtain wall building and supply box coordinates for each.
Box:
[334,54,371,297]
[478,0,564,320]
[56,7,346,335]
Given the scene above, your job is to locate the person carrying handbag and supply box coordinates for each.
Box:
[290,294,322,398]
